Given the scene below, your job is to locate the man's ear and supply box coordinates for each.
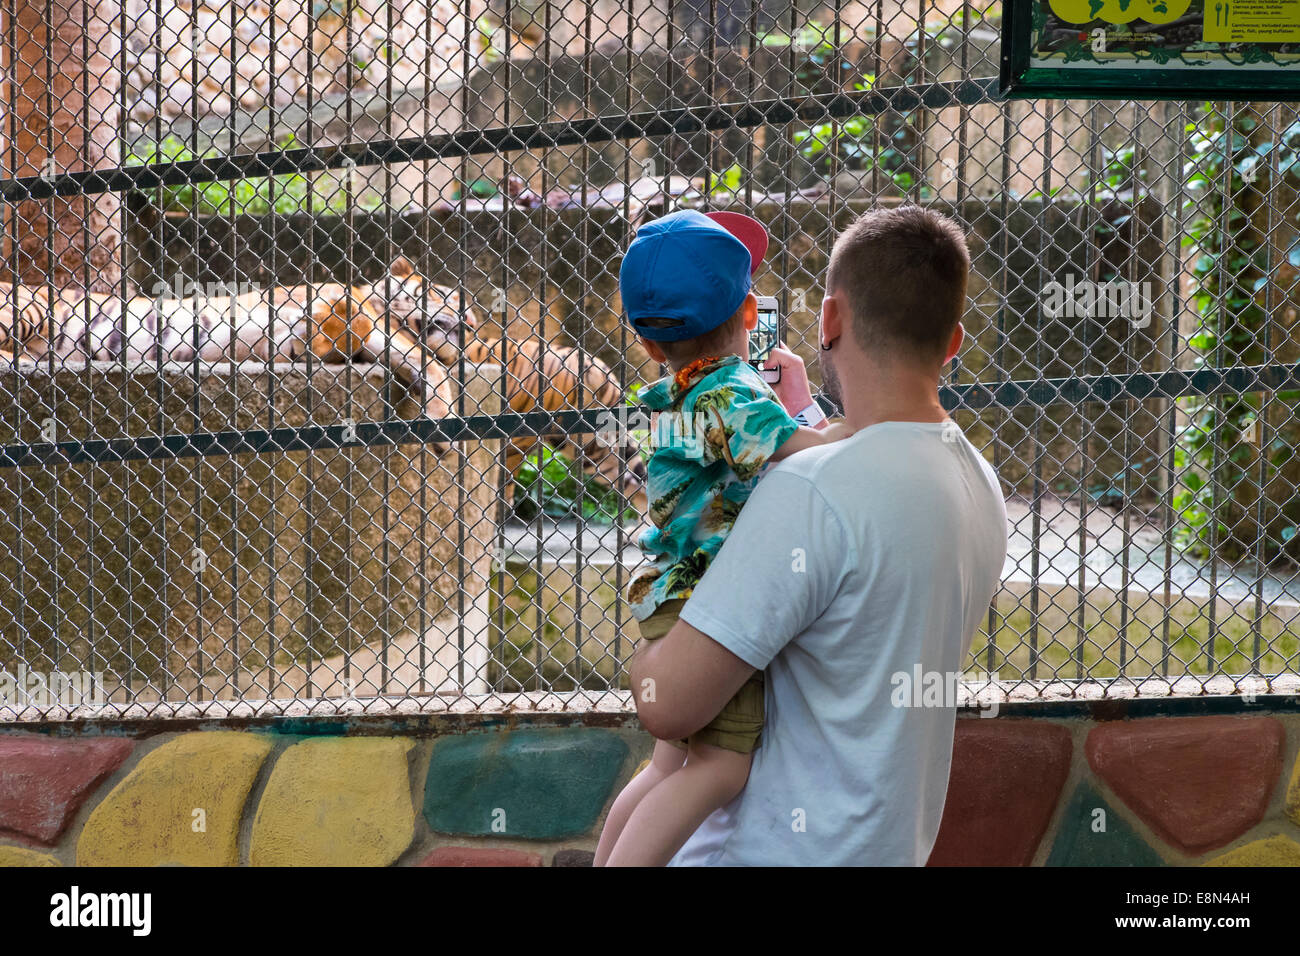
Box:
[820,293,843,349]
[639,336,668,364]
[740,292,758,331]
[943,322,964,366]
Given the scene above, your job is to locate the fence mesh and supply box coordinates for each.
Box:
[0,0,1298,718]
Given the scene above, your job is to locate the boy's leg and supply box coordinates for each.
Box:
[603,739,752,867]
[593,739,686,867]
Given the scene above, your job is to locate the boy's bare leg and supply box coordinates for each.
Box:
[593,739,686,867]
[604,740,752,867]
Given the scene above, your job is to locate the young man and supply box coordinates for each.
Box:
[630,204,1009,865]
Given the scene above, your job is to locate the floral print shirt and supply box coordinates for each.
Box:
[627,354,799,621]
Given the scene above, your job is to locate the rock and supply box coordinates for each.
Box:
[424,729,627,840]
[250,736,415,866]
[928,720,1072,866]
[1086,716,1284,856]
[0,737,134,846]
[78,732,272,866]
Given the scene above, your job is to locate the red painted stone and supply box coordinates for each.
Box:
[1086,715,1284,856]
[927,719,1072,867]
[416,847,544,867]
[0,736,135,846]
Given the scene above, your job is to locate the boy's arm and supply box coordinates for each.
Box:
[769,423,831,460]
[769,419,853,461]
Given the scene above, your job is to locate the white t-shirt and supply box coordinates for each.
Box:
[668,419,1007,866]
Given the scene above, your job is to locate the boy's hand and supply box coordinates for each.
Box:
[764,345,815,417]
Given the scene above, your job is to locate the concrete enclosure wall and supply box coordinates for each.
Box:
[0,362,502,703]
[0,703,1298,866]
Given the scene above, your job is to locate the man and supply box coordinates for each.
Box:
[629,204,1008,866]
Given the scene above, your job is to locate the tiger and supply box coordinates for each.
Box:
[0,258,646,497]
[459,336,646,498]
[376,260,646,501]
[0,274,459,449]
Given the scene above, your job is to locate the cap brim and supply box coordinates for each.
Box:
[704,211,768,277]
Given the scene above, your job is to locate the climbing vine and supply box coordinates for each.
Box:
[1177,104,1300,563]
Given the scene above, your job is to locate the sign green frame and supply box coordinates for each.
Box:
[1000,0,1300,99]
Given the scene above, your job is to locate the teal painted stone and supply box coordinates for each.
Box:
[424,729,628,839]
[1047,782,1165,867]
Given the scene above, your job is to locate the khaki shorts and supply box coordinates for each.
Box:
[635,598,764,755]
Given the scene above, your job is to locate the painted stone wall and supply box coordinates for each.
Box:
[0,704,1298,866]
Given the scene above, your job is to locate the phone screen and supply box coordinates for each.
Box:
[750,305,779,365]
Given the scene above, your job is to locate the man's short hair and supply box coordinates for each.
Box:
[826,205,970,363]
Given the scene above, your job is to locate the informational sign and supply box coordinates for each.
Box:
[1001,0,1300,99]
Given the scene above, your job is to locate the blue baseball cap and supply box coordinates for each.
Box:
[619,210,766,342]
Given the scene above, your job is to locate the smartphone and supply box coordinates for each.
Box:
[749,296,783,384]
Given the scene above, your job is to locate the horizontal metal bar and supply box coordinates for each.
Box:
[0,407,618,468]
[939,361,1300,411]
[0,79,1000,203]
[2,358,1295,469]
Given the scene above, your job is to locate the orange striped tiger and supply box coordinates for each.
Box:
[0,271,459,449]
[460,336,646,498]
[0,258,645,497]
[371,259,644,499]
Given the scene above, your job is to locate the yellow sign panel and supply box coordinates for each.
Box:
[1048,0,1192,24]
[1202,0,1300,42]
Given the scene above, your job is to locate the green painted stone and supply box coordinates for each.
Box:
[1047,782,1165,867]
[424,729,627,839]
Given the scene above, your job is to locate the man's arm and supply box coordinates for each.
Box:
[630,618,756,741]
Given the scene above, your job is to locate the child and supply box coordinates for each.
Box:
[594,209,845,867]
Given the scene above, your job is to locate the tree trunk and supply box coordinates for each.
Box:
[3,0,121,292]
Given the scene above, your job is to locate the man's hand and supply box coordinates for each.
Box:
[764,345,815,417]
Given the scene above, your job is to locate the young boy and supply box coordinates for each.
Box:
[594,209,846,866]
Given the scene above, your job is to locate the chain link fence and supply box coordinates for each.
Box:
[0,0,1297,719]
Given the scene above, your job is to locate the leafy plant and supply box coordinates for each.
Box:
[787,20,918,193]
[511,446,637,526]
[708,163,744,199]
[1174,103,1294,562]
[1090,145,1149,198]
[125,134,385,216]
[473,14,504,64]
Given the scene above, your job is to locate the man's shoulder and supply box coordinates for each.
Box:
[765,421,1001,512]
[763,424,859,484]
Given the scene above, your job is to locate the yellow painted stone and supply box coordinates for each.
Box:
[1203,835,1300,867]
[249,737,415,866]
[77,731,273,867]
[1285,757,1300,828]
[0,845,60,866]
